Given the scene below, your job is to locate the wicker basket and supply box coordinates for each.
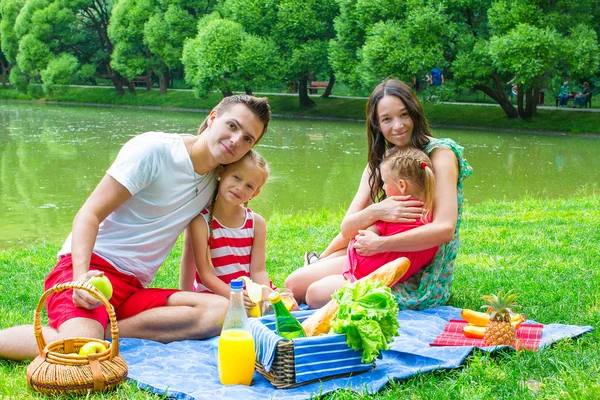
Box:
[26,281,128,395]
[252,313,375,389]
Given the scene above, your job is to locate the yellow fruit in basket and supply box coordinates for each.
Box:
[79,341,107,356]
[240,277,262,317]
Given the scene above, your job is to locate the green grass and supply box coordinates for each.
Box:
[2,86,599,134]
[1,194,599,399]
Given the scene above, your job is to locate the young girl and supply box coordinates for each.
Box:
[343,146,438,285]
[180,150,272,311]
[295,147,438,308]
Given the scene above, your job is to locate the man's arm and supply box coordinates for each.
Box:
[71,174,131,309]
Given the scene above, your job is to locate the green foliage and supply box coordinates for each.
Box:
[108,0,153,79]
[182,16,245,96]
[0,0,25,64]
[15,33,50,76]
[40,52,77,93]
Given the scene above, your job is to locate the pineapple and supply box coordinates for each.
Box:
[481,290,518,346]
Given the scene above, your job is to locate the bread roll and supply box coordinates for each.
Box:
[301,257,411,336]
[362,257,411,287]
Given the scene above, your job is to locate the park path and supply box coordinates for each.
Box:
[63,85,599,112]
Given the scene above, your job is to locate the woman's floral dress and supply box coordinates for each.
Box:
[391,138,473,310]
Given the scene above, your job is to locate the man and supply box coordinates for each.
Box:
[0,95,271,360]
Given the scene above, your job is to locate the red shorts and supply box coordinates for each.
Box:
[44,253,179,330]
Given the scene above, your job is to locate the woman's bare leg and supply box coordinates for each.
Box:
[305,274,346,309]
[285,255,345,303]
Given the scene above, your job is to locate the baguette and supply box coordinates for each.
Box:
[301,257,411,336]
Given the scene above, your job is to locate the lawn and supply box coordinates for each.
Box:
[1,193,598,399]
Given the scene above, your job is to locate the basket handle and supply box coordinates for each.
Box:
[34,281,120,360]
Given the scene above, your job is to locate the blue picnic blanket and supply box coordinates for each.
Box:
[119,306,593,400]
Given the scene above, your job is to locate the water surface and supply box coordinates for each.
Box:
[1,102,598,248]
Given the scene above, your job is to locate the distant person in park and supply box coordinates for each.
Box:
[558,81,571,107]
[301,146,440,308]
[286,79,472,310]
[179,150,274,311]
[429,68,444,86]
[427,68,444,102]
[0,95,271,361]
[574,82,591,108]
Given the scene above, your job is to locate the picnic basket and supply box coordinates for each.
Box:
[26,281,128,395]
[253,313,374,389]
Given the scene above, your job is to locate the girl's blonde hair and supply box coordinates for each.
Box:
[208,150,270,239]
[381,147,435,221]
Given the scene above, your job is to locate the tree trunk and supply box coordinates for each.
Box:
[145,70,152,92]
[533,87,540,114]
[127,80,136,94]
[0,60,9,88]
[520,87,534,119]
[222,88,233,97]
[322,74,335,98]
[516,89,524,116]
[298,78,316,107]
[244,86,253,95]
[108,72,126,96]
[159,69,169,94]
[474,82,518,118]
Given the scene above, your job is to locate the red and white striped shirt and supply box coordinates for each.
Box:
[193,208,254,293]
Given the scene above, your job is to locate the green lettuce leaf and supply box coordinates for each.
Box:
[331,279,399,363]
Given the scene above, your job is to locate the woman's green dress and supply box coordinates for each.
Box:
[392,138,473,310]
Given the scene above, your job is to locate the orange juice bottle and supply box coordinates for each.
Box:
[218,279,255,385]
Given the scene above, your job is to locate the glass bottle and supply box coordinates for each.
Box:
[218,279,255,385]
[268,291,307,339]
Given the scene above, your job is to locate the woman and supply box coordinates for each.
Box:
[574,82,591,108]
[285,80,472,310]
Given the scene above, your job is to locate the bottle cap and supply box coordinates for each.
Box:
[230,279,243,290]
[268,291,281,304]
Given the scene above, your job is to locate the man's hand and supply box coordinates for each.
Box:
[72,270,105,309]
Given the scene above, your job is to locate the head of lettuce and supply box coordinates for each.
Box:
[331,279,399,363]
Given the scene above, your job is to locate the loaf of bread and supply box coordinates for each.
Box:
[301,257,411,336]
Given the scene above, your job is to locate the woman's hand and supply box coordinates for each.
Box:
[352,230,385,256]
[373,195,424,223]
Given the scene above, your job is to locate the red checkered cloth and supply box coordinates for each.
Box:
[431,320,544,351]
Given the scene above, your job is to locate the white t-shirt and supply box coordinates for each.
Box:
[59,131,216,286]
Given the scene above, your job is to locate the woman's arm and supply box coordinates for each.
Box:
[188,216,231,299]
[340,165,424,239]
[352,147,459,255]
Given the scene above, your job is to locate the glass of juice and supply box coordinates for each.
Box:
[262,288,298,314]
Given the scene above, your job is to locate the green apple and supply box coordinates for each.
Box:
[87,275,113,300]
[78,341,107,356]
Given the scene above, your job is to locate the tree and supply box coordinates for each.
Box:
[1,0,24,88]
[451,0,600,118]
[331,1,451,93]
[109,0,215,94]
[182,14,280,97]
[6,0,129,95]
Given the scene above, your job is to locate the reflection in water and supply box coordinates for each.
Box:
[1,102,599,248]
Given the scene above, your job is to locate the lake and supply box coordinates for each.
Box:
[1,102,598,249]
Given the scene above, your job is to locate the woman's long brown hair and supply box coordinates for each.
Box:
[366,79,432,202]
